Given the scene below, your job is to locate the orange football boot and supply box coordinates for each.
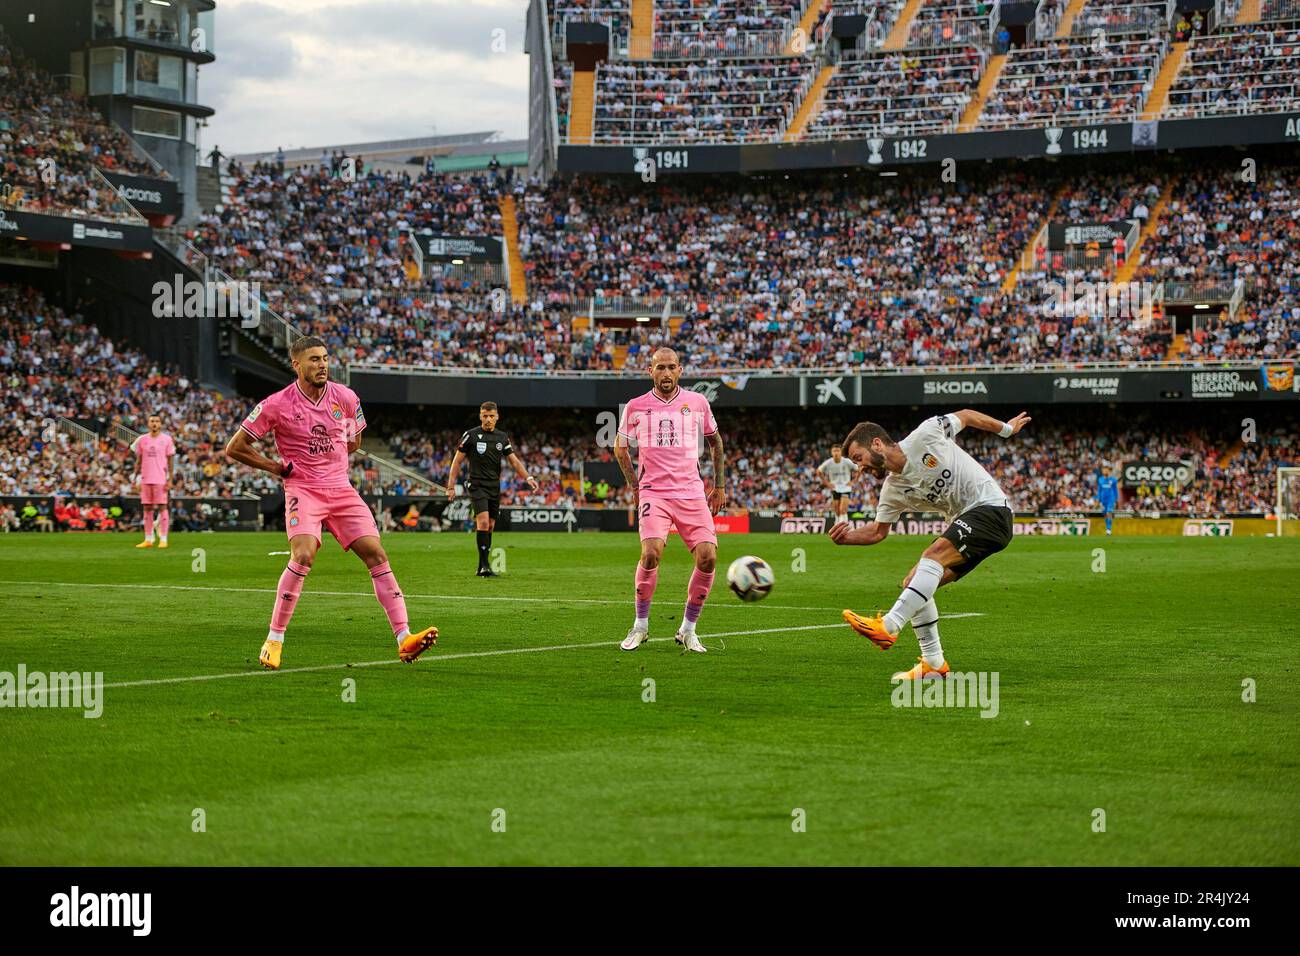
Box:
[842,609,897,650]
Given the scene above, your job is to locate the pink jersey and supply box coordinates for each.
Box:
[132,432,175,485]
[618,387,718,499]
[241,380,366,489]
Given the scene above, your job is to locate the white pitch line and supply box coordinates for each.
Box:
[93,622,850,691]
[0,579,985,617]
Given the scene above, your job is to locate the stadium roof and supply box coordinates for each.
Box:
[232,131,522,167]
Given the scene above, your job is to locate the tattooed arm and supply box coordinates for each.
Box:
[705,431,726,515]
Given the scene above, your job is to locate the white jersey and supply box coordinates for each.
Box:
[817,457,858,493]
[874,414,1010,523]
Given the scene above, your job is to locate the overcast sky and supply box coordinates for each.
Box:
[202,0,531,155]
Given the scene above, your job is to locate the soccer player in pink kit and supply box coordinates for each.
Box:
[132,414,175,549]
[224,336,439,670]
[615,347,727,654]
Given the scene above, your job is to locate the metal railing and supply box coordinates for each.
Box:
[56,418,101,448]
[356,447,442,493]
[346,358,1275,379]
[1071,0,1175,36]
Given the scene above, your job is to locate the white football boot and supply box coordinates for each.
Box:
[621,626,650,651]
[675,629,707,653]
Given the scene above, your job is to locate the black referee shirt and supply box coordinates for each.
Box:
[457,427,513,493]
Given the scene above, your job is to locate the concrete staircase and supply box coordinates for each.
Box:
[1056,0,1088,37]
[1164,332,1188,361]
[784,65,836,141]
[1115,181,1175,286]
[884,0,924,50]
[1002,186,1067,293]
[958,53,1006,132]
[630,0,654,59]
[786,0,826,54]
[568,70,596,145]
[498,193,528,306]
[195,164,222,213]
[1141,41,1188,120]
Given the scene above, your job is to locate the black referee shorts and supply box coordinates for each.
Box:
[941,505,1013,580]
[470,489,501,521]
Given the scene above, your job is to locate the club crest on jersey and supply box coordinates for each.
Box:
[922,454,938,468]
[681,406,690,415]
[476,441,487,454]
[331,402,343,420]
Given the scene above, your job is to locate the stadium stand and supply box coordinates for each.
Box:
[0,285,271,500]
[0,27,166,222]
[976,33,1165,129]
[365,408,1296,517]
[590,57,818,144]
[1070,0,1172,36]
[166,154,1300,372]
[651,1,806,58]
[1164,25,1300,118]
[804,45,984,139]
[906,1,998,49]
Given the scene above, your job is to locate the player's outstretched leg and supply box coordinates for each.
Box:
[892,597,951,681]
[352,537,438,662]
[622,545,661,651]
[675,543,716,654]
[261,557,311,669]
[844,552,949,650]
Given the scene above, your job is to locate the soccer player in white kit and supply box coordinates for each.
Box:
[816,444,858,524]
[830,409,1031,681]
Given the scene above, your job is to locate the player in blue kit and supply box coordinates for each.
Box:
[1097,467,1120,535]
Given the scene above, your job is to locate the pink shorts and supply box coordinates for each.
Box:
[284,484,379,551]
[140,484,168,506]
[639,496,717,551]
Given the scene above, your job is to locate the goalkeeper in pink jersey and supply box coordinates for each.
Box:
[224,336,439,670]
[614,347,727,654]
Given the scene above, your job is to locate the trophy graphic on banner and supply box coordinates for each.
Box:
[1045,127,1063,155]
[867,136,884,165]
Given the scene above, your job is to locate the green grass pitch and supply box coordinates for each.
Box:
[0,531,1296,866]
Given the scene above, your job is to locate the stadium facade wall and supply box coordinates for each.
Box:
[557,113,1300,176]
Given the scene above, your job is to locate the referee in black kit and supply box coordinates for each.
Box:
[445,402,539,576]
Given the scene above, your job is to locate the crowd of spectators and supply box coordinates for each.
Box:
[1071,0,1171,36]
[0,29,163,223]
[174,154,1300,372]
[978,34,1163,129]
[907,1,996,49]
[1165,26,1300,119]
[804,46,982,139]
[592,58,816,144]
[365,408,1297,517]
[0,284,274,500]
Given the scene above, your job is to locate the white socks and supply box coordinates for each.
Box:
[679,619,696,637]
[266,629,285,643]
[911,598,945,667]
[632,616,648,632]
[884,557,945,635]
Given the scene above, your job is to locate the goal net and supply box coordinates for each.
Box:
[1278,467,1300,537]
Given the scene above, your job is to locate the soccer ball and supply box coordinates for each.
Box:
[727,555,775,602]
